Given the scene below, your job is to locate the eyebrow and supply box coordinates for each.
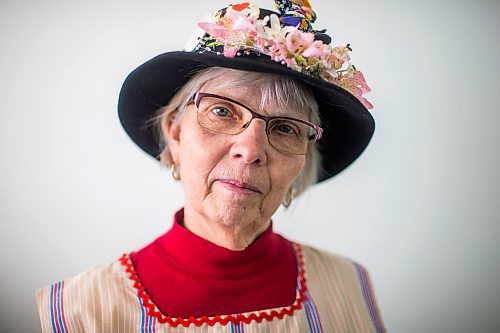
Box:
[206,89,309,119]
[255,101,309,120]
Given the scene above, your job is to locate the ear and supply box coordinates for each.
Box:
[162,112,182,165]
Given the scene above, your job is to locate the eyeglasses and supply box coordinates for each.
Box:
[192,92,323,155]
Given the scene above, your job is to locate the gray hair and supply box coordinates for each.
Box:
[148,67,321,198]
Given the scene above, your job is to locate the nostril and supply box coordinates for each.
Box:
[232,148,265,165]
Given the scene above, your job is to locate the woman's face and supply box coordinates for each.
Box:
[167,73,307,229]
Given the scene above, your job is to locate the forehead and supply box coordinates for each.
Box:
[199,72,310,118]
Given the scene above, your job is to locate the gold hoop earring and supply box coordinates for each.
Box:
[170,164,181,181]
[282,187,295,208]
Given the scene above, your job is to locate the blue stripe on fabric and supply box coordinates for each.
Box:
[352,262,384,333]
[137,296,146,333]
[148,311,154,333]
[230,318,236,333]
[303,299,314,333]
[49,284,58,333]
[56,282,66,333]
[305,291,322,333]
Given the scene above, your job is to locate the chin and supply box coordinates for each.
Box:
[209,200,265,229]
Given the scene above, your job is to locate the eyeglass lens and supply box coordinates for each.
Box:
[195,94,318,155]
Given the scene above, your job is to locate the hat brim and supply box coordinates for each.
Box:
[118,51,374,182]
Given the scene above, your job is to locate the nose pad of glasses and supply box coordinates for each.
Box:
[242,118,269,134]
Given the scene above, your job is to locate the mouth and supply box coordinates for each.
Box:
[217,179,263,195]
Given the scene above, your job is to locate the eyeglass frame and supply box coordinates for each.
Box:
[190,92,323,155]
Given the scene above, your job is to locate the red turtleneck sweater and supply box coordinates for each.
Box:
[130,209,298,318]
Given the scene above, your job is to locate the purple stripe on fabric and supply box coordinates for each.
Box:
[352,262,384,333]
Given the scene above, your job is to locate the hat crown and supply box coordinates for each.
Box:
[193,1,372,110]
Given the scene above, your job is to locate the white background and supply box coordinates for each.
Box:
[1,0,499,332]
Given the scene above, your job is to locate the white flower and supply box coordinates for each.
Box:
[260,14,287,41]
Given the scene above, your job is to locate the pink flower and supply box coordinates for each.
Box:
[332,46,350,62]
[285,29,314,52]
[232,16,257,33]
[283,56,300,70]
[320,70,336,82]
[323,66,339,79]
[325,46,351,69]
[335,71,373,109]
[223,45,238,58]
[359,97,374,109]
[352,71,371,94]
[269,43,287,60]
[302,40,327,57]
[224,9,243,25]
[253,36,270,51]
[199,20,251,50]
[198,22,228,41]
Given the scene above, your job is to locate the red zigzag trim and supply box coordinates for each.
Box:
[119,243,308,327]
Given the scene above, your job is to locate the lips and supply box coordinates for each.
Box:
[217,178,263,194]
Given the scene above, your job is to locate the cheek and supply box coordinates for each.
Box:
[284,156,306,182]
[178,129,227,189]
[269,156,305,196]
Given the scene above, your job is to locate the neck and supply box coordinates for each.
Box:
[182,205,271,251]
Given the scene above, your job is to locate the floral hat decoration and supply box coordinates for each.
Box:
[118,0,374,182]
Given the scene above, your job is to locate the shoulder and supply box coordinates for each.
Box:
[297,243,386,332]
[299,243,360,270]
[299,243,373,283]
[298,242,376,297]
[36,259,126,303]
[36,258,137,333]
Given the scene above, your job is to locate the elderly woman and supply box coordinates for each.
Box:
[37,1,384,332]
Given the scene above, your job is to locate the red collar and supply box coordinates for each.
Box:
[151,209,287,280]
[128,208,301,320]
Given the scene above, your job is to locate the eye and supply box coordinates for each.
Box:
[276,123,294,134]
[270,120,300,136]
[212,107,231,117]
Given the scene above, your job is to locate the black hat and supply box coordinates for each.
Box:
[118,1,374,183]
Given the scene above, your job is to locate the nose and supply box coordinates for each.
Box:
[229,118,268,165]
